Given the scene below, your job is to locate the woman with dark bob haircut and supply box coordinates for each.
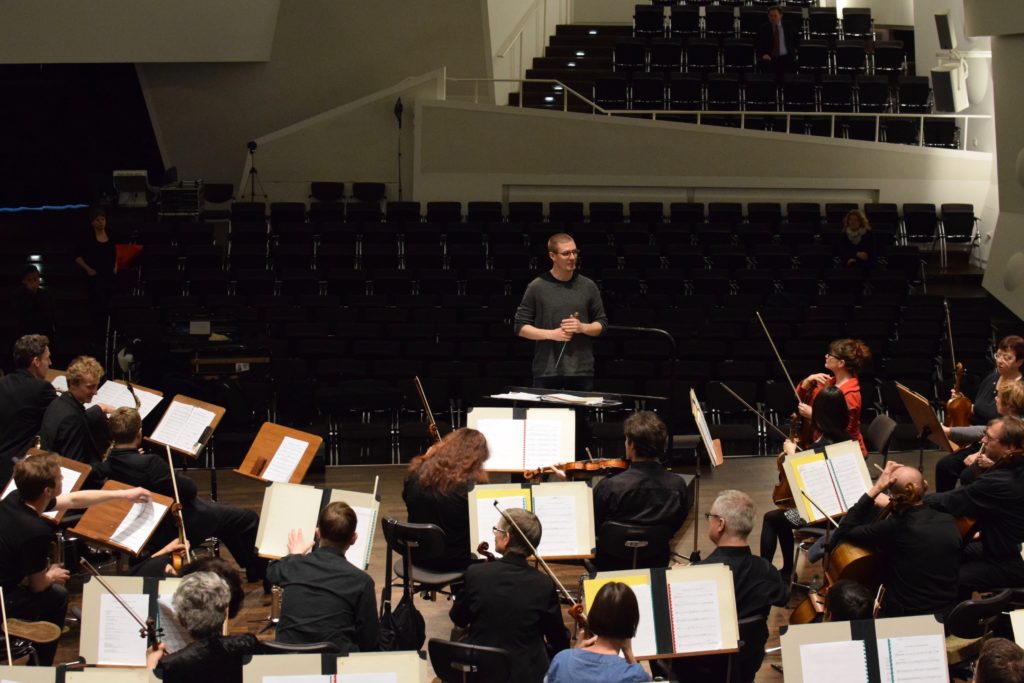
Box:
[545,582,651,682]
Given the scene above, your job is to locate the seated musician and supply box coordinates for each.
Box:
[760,385,850,582]
[796,338,871,456]
[823,580,874,622]
[828,461,961,618]
[673,490,788,683]
[96,407,266,582]
[546,581,650,683]
[592,411,689,569]
[0,334,57,488]
[937,381,1024,492]
[925,416,1024,595]
[148,571,262,683]
[179,556,244,619]
[402,427,489,572]
[973,637,1024,683]
[449,508,569,683]
[39,355,113,478]
[0,451,150,664]
[266,501,378,653]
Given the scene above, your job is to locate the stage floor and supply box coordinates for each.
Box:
[53,447,952,681]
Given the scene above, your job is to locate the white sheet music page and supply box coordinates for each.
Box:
[51,375,68,392]
[156,595,190,654]
[109,500,168,554]
[346,504,377,571]
[826,442,870,511]
[799,641,868,683]
[42,466,83,520]
[533,495,578,557]
[262,436,308,483]
[473,495,527,554]
[264,676,335,683]
[151,402,215,454]
[523,420,562,470]
[668,579,723,653]
[797,458,844,521]
[476,418,525,469]
[87,382,163,419]
[876,634,948,683]
[628,582,659,658]
[96,592,149,666]
[338,675,399,683]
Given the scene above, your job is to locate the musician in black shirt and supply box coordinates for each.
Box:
[0,335,56,487]
[39,356,112,480]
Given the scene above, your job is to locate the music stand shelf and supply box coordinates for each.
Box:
[234,422,323,484]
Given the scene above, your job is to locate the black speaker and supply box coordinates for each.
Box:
[931,64,967,112]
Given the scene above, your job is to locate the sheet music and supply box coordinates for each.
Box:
[156,595,190,655]
[539,393,603,405]
[490,391,544,401]
[827,448,870,511]
[533,495,578,557]
[338,675,398,683]
[876,634,947,683]
[347,504,377,571]
[262,436,308,483]
[796,458,843,520]
[86,381,163,419]
[1011,609,1024,646]
[255,482,322,559]
[628,582,659,658]
[476,418,525,469]
[264,677,334,683]
[473,495,527,554]
[523,420,562,470]
[150,401,215,454]
[799,641,868,683]
[668,579,723,653]
[43,466,83,520]
[109,500,168,554]
[51,375,68,392]
[96,593,149,666]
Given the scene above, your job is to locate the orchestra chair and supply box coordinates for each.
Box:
[586,521,675,572]
[865,414,898,467]
[0,637,38,666]
[427,639,511,683]
[260,640,341,655]
[381,518,466,601]
[944,589,1013,677]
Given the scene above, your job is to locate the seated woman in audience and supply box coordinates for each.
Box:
[402,427,489,571]
[545,581,650,683]
[147,572,261,683]
[760,386,851,581]
[834,209,877,269]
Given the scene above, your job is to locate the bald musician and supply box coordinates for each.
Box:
[828,461,961,617]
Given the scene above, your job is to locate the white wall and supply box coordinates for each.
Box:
[413,100,992,208]
[0,1,279,63]
[137,1,490,187]
[485,0,568,106]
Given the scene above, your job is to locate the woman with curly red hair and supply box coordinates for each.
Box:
[402,428,490,571]
[796,338,872,457]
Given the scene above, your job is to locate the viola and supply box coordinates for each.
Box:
[523,457,628,481]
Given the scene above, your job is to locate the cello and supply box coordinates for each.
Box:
[944,301,974,428]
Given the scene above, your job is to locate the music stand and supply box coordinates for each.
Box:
[894,381,959,470]
[688,388,724,563]
[146,394,226,499]
[69,481,173,556]
[234,422,323,484]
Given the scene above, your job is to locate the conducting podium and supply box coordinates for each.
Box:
[234,422,323,484]
[69,481,173,556]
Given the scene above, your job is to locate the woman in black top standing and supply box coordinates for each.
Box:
[74,208,116,355]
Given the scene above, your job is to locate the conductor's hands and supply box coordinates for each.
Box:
[548,327,573,342]
[560,316,585,335]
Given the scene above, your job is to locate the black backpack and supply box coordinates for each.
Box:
[377,533,426,651]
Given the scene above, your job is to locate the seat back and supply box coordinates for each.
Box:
[428,639,512,683]
[381,517,448,561]
[596,521,674,570]
[945,590,1013,639]
[865,414,897,461]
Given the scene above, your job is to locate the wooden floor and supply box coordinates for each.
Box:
[52,447,953,681]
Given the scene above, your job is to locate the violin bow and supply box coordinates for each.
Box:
[719,382,791,442]
[413,376,442,444]
[0,586,11,665]
[80,558,161,645]
[492,500,579,610]
[755,311,802,403]
[944,299,958,374]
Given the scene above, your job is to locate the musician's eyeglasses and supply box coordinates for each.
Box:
[704,513,723,521]
[492,526,509,536]
[995,352,1017,362]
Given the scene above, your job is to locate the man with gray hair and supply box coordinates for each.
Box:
[450,507,569,682]
[673,490,787,683]
[0,334,57,486]
[148,571,262,682]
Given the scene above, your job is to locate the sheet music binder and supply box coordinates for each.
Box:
[466,406,575,472]
[782,440,872,524]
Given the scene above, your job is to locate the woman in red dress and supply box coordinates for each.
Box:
[796,338,872,456]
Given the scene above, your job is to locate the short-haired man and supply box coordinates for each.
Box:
[756,6,800,74]
[514,233,607,391]
[266,502,378,653]
[829,461,961,617]
[974,637,1024,683]
[450,508,570,683]
[96,407,266,582]
[673,490,788,683]
[0,335,57,486]
[0,451,150,664]
[39,355,112,473]
[926,416,1024,595]
[593,411,690,569]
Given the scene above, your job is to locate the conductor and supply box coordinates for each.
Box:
[514,233,607,391]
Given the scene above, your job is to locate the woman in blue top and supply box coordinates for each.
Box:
[545,582,650,683]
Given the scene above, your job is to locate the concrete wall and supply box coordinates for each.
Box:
[137,1,490,187]
[0,1,279,63]
[413,100,992,209]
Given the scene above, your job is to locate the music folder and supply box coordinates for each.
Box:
[782,440,872,524]
[690,389,725,468]
[466,406,575,472]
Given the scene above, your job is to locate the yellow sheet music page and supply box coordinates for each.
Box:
[787,449,842,522]
[583,571,658,658]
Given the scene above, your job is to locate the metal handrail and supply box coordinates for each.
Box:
[446,76,992,150]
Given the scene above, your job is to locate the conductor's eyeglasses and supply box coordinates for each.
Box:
[556,249,579,257]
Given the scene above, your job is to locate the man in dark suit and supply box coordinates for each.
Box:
[0,335,57,487]
[449,508,569,683]
[756,6,800,75]
[39,355,111,476]
[96,407,267,582]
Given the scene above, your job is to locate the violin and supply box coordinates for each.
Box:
[944,301,974,428]
[476,541,497,561]
[523,457,628,481]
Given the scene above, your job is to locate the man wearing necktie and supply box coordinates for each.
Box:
[757,6,799,75]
